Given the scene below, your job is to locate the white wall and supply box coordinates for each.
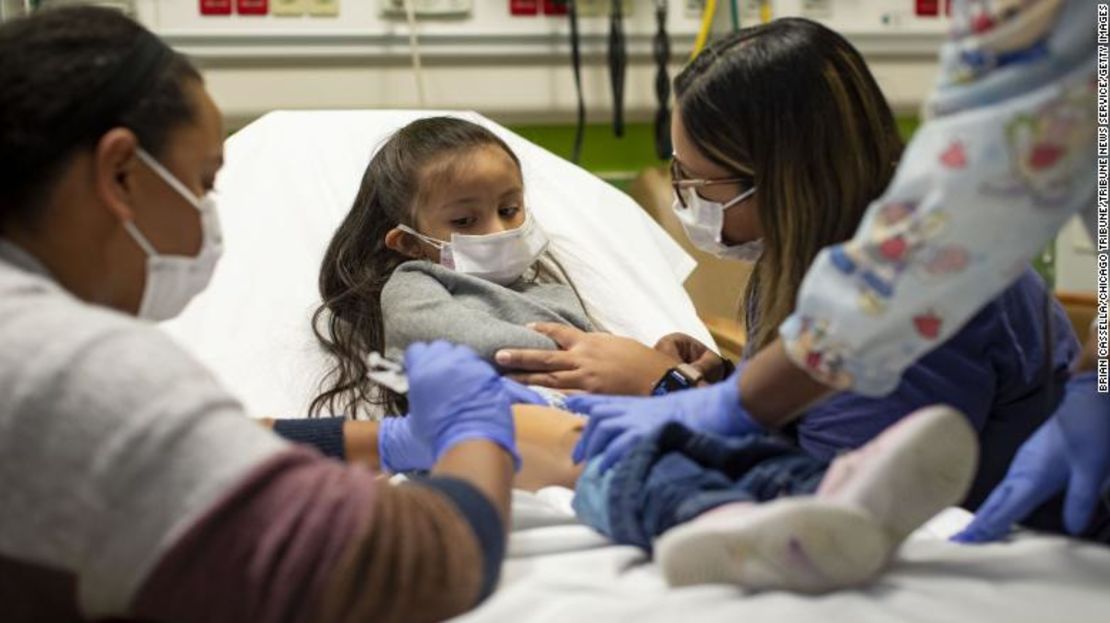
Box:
[133,0,950,127]
[193,55,941,129]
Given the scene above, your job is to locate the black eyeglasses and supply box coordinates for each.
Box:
[670,158,753,209]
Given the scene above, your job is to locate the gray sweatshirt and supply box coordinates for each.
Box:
[381,260,595,361]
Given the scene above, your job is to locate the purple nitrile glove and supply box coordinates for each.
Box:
[954,372,1110,543]
[404,341,521,470]
[501,378,549,406]
[565,365,761,471]
[378,415,435,473]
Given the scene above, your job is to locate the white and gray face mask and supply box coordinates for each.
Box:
[398,211,549,286]
[123,148,223,321]
[672,185,763,261]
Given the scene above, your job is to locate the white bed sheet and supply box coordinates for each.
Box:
[161,110,712,418]
[464,489,1110,623]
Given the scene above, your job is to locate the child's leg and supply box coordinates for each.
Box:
[513,405,586,492]
[573,424,829,549]
[306,406,585,491]
[656,405,977,593]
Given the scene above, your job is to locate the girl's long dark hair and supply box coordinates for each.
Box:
[674,18,903,353]
[310,117,520,418]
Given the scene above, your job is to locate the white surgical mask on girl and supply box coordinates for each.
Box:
[672,186,763,261]
[397,212,549,286]
[123,148,224,321]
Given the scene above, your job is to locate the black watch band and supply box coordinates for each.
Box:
[719,357,736,380]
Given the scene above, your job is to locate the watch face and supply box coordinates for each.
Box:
[653,369,692,395]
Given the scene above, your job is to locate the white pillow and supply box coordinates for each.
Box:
[162,110,713,418]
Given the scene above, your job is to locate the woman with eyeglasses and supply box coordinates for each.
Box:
[497,17,1079,530]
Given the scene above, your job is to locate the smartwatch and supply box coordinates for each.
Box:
[651,363,705,396]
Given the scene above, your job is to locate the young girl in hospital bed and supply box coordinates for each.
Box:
[308,116,602,420]
[281,115,604,484]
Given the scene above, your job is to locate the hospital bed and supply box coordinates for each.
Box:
[163,111,1110,622]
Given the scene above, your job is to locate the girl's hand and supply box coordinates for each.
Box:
[653,332,728,382]
[495,323,679,396]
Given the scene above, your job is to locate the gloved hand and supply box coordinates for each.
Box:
[954,372,1110,543]
[404,341,522,470]
[378,354,542,473]
[565,365,761,471]
[501,378,550,406]
[378,416,435,473]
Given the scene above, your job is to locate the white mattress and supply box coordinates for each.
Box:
[459,489,1110,623]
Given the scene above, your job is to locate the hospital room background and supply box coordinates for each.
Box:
[1,2,1105,620]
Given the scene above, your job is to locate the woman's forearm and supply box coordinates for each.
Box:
[739,339,835,428]
[432,440,514,523]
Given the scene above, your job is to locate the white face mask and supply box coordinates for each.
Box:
[124,148,224,321]
[672,186,763,261]
[397,212,549,285]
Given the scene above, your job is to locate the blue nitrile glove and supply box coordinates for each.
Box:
[378,416,435,473]
[405,341,522,470]
[501,378,549,406]
[954,372,1110,543]
[565,365,761,471]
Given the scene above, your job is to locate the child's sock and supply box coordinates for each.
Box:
[655,498,889,593]
[815,405,978,544]
[655,405,978,593]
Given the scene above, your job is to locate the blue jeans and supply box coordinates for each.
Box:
[573,423,828,551]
